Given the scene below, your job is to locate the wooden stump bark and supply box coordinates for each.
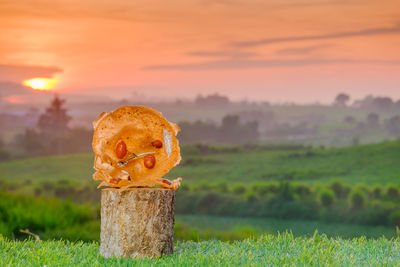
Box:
[100,188,176,258]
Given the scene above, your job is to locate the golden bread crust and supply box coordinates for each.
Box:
[92,106,181,189]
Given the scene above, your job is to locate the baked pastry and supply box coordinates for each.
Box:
[92,106,182,189]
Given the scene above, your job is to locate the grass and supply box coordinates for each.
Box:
[2,141,400,187]
[1,233,399,266]
[176,215,397,239]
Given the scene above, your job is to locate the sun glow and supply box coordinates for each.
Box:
[23,78,58,91]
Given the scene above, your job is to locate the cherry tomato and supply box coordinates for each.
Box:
[115,140,127,159]
[109,177,121,184]
[151,140,163,148]
[162,179,171,185]
[144,155,156,169]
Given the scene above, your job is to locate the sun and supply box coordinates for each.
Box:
[23,78,58,91]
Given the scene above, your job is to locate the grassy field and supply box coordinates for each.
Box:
[1,140,400,187]
[1,141,400,242]
[1,187,397,242]
[177,215,397,239]
[1,233,399,266]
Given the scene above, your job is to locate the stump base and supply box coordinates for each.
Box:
[100,188,176,258]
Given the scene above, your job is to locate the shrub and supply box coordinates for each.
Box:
[58,179,70,185]
[0,149,11,162]
[231,183,246,194]
[371,184,382,198]
[54,185,76,199]
[176,191,198,213]
[213,182,228,193]
[267,183,280,193]
[355,183,369,195]
[348,207,389,226]
[40,181,54,191]
[250,183,262,193]
[250,182,277,197]
[318,189,335,207]
[349,189,366,209]
[244,192,257,202]
[386,185,399,199]
[197,192,221,214]
[0,191,97,241]
[278,182,293,201]
[329,180,348,198]
[194,182,212,191]
[389,210,400,226]
[33,186,42,197]
[293,184,311,197]
[179,184,191,191]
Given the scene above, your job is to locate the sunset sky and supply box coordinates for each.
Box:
[0,0,400,103]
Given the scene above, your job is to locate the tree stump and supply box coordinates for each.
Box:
[100,188,176,258]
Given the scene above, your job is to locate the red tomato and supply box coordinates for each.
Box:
[151,140,163,148]
[144,155,156,168]
[115,141,127,159]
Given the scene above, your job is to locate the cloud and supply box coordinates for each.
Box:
[198,0,243,6]
[143,58,400,71]
[0,82,32,97]
[231,24,400,48]
[0,64,62,83]
[276,44,333,55]
[187,50,260,58]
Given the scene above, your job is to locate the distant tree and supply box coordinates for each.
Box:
[318,189,335,207]
[278,182,294,201]
[238,110,275,131]
[366,113,380,128]
[219,115,259,144]
[371,184,382,198]
[348,189,366,209]
[231,183,246,194]
[179,114,259,145]
[243,121,260,142]
[0,138,11,162]
[386,184,399,199]
[395,100,400,110]
[195,93,230,106]
[354,95,394,111]
[372,97,393,111]
[62,127,93,154]
[329,180,350,198]
[353,95,374,109]
[344,116,356,124]
[221,115,239,130]
[385,115,400,136]
[351,136,360,146]
[37,95,71,154]
[334,93,350,107]
[356,122,365,130]
[179,120,219,144]
[219,115,241,144]
[15,128,44,156]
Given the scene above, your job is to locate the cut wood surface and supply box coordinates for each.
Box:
[100,188,176,258]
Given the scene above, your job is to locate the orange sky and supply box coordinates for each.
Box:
[1,0,400,103]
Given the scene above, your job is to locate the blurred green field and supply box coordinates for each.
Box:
[1,233,399,266]
[177,215,397,240]
[0,188,398,242]
[1,141,400,242]
[1,140,400,186]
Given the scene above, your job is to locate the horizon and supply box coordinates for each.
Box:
[2,89,400,107]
